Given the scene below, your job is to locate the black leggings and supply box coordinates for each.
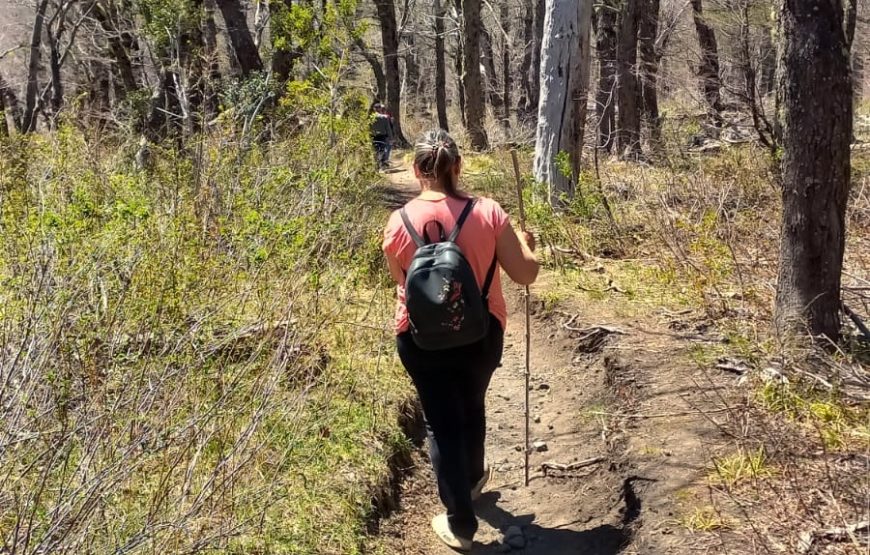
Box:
[397,316,504,538]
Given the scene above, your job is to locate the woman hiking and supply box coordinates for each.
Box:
[382,129,539,551]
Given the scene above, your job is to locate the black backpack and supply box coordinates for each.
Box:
[400,198,497,351]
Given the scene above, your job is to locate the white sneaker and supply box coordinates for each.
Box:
[471,464,491,501]
[431,513,473,552]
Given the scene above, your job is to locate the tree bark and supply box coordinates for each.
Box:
[481,26,503,112]
[534,0,593,204]
[775,0,852,341]
[501,2,512,128]
[93,2,139,95]
[461,0,488,150]
[355,38,387,102]
[530,0,545,114]
[595,0,618,151]
[434,0,449,130]
[0,73,23,133]
[519,0,534,119]
[202,0,222,118]
[215,0,263,77]
[638,0,661,146]
[47,14,64,126]
[403,33,422,112]
[616,0,641,158]
[23,0,50,133]
[758,26,775,96]
[373,0,409,146]
[0,91,7,137]
[690,0,722,121]
[454,32,467,127]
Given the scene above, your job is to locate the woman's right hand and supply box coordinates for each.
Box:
[522,231,536,252]
[497,224,540,285]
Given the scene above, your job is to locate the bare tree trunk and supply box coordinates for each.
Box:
[758,26,775,96]
[775,0,852,341]
[534,0,593,204]
[453,24,468,127]
[462,0,488,150]
[691,0,722,121]
[434,0,449,130]
[355,38,387,101]
[736,0,775,150]
[519,0,534,119]
[93,2,138,95]
[638,0,661,146]
[0,94,7,137]
[23,0,50,133]
[403,33,422,113]
[595,0,617,151]
[530,0,545,114]
[501,1,512,129]
[47,21,64,126]
[481,26,502,113]
[373,0,409,146]
[844,0,857,49]
[202,0,222,118]
[215,0,263,77]
[616,0,641,158]
[0,74,23,133]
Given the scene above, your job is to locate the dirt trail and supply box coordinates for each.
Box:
[373,160,735,554]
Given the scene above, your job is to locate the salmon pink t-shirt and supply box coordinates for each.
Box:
[383,195,510,335]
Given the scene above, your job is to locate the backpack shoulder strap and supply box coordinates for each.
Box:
[400,208,426,248]
[481,253,498,300]
[447,198,477,243]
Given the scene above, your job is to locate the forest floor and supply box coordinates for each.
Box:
[368,157,749,555]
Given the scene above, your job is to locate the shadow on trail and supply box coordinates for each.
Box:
[473,492,632,554]
[372,182,416,210]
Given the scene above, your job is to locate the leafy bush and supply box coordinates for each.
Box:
[0,92,407,554]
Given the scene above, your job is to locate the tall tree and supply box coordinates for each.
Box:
[638,0,661,146]
[690,0,722,121]
[355,38,387,101]
[500,2,512,128]
[774,0,853,340]
[530,0,545,114]
[215,0,263,76]
[481,26,503,113]
[373,0,409,145]
[93,1,139,95]
[434,0,450,130]
[461,0,488,150]
[23,0,50,133]
[0,75,23,135]
[594,0,618,151]
[519,0,535,119]
[616,0,641,157]
[453,5,467,127]
[533,0,593,204]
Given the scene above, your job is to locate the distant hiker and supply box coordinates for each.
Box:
[370,103,394,170]
[383,129,539,552]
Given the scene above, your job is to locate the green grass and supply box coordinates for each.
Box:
[756,382,870,450]
[676,506,733,532]
[708,447,776,487]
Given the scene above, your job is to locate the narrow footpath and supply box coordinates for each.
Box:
[371,159,737,555]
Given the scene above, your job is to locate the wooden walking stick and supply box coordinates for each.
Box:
[509,150,532,487]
